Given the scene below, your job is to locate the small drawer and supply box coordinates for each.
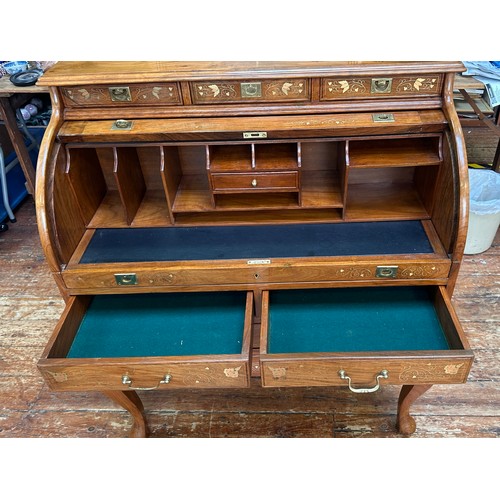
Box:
[38,291,253,391]
[320,74,443,100]
[191,78,310,104]
[211,172,298,192]
[260,286,472,389]
[61,82,182,107]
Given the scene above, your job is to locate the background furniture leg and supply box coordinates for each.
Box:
[396,384,432,435]
[0,97,36,195]
[103,390,149,438]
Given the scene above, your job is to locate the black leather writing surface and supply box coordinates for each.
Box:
[81,221,434,263]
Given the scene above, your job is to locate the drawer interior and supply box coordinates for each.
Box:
[64,291,250,359]
[264,287,460,354]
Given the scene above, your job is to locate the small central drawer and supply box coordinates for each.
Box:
[191,78,310,104]
[260,286,473,389]
[211,172,298,192]
[38,291,253,391]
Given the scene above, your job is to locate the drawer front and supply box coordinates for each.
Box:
[260,286,473,388]
[211,172,298,192]
[62,259,451,290]
[38,292,253,391]
[61,82,182,107]
[191,78,310,104]
[320,74,443,100]
[40,359,250,391]
[261,355,472,388]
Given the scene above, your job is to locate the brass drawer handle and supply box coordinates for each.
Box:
[251,179,257,187]
[371,78,392,93]
[338,369,388,393]
[122,374,171,390]
[109,86,132,102]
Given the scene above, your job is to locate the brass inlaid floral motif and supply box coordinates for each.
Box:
[224,366,242,378]
[64,88,107,102]
[400,265,446,278]
[268,366,287,379]
[399,363,466,382]
[326,79,367,94]
[264,80,305,97]
[133,86,176,100]
[334,267,373,279]
[396,77,438,92]
[197,83,237,99]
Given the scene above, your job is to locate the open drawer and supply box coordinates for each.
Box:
[260,286,473,390]
[38,291,253,391]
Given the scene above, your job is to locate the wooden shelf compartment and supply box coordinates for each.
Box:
[67,145,172,228]
[344,164,436,221]
[254,143,299,171]
[208,144,253,172]
[347,136,442,168]
[345,182,429,221]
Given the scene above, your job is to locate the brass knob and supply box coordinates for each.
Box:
[251,179,257,187]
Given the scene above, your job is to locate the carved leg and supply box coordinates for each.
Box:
[396,384,432,435]
[103,390,149,438]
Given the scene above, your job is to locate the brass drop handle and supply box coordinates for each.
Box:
[338,369,388,393]
[122,374,172,390]
[251,179,257,187]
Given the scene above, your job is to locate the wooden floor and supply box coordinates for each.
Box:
[0,199,498,438]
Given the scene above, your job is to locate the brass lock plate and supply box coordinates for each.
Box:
[109,86,132,102]
[372,113,395,123]
[243,132,267,139]
[114,273,138,285]
[111,119,133,130]
[376,266,398,278]
[371,78,393,94]
[241,82,262,98]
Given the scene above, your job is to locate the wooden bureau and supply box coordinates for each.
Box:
[35,61,473,437]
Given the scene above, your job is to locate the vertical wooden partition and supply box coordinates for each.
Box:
[65,147,107,226]
[113,147,146,225]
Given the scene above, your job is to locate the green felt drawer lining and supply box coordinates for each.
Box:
[67,292,247,358]
[267,287,451,353]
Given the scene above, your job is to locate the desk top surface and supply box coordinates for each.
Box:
[38,61,465,86]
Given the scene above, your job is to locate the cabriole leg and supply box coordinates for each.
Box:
[396,384,432,435]
[103,390,149,438]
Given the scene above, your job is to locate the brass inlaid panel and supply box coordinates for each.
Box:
[61,82,182,107]
[191,78,310,104]
[320,74,443,100]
